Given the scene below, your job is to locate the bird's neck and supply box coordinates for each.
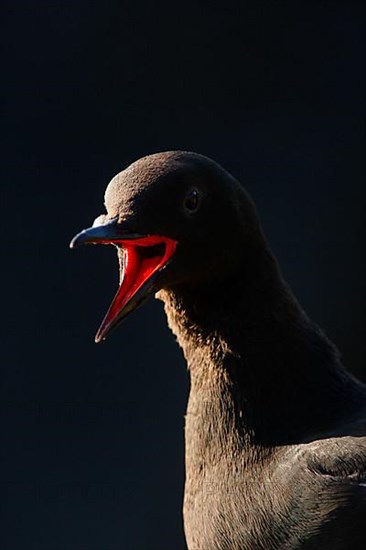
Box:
[159,245,361,454]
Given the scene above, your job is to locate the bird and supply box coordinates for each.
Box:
[70,151,366,549]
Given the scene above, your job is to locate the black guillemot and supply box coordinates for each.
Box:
[71,151,366,549]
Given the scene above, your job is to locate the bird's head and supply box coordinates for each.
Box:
[70,151,261,342]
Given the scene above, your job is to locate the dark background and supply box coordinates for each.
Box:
[1,1,365,549]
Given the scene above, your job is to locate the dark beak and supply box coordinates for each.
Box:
[69,216,144,249]
[70,217,177,343]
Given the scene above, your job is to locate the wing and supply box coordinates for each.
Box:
[300,435,366,549]
[299,482,366,550]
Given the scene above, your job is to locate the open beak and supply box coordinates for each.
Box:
[70,217,177,342]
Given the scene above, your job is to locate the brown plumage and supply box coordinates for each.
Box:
[71,151,366,549]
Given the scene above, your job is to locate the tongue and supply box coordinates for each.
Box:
[95,235,177,342]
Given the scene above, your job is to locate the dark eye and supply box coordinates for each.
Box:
[184,188,201,213]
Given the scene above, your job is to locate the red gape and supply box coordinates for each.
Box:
[96,235,177,341]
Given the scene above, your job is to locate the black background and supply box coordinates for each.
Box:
[2,1,365,549]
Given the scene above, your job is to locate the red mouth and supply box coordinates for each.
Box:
[95,235,177,342]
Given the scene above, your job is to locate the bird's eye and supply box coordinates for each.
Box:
[184,188,201,213]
